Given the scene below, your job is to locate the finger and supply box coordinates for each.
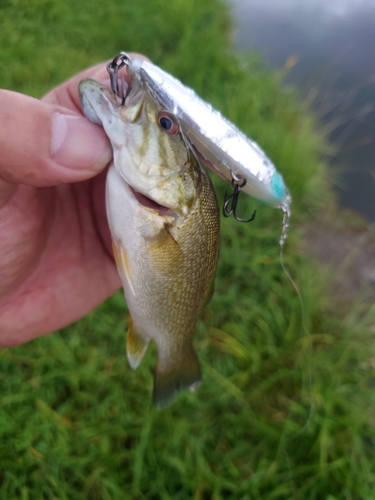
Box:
[0,89,112,193]
[0,53,149,205]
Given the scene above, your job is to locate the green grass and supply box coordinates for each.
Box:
[1,0,375,498]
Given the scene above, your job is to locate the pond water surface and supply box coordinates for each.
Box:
[232,0,375,220]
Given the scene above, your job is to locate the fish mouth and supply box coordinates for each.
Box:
[79,79,122,125]
[128,184,175,217]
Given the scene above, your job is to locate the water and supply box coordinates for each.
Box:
[232,0,375,220]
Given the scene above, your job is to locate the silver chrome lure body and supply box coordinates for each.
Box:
[125,56,291,210]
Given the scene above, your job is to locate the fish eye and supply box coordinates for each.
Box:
[157,111,179,135]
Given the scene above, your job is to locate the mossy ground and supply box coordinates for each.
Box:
[1,0,375,498]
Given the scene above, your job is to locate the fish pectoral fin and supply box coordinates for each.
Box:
[126,317,149,370]
[153,347,201,409]
[112,241,135,295]
[148,225,184,273]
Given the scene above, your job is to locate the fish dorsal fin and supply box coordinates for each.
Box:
[112,241,135,295]
[127,316,149,370]
[153,346,201,409]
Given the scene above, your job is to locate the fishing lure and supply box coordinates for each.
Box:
[107,53,292,245]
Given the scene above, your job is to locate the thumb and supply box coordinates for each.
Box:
[0,89,112,188]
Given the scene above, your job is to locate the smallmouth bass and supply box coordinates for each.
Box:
[79,72,220,407]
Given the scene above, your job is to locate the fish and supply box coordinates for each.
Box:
[79,74,220,408]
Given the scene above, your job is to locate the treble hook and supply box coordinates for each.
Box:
[106,52,130,103]
[223,175,256,223]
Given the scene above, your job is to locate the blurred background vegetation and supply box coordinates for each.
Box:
[1,0,375,498]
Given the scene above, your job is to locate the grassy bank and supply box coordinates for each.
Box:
[1,0,375,498]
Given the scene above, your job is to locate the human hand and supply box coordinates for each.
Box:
[0,54,145,347]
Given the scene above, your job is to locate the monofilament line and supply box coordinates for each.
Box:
[279,207,314,435]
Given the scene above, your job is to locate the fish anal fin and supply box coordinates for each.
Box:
[112,241,135,295]
[153,347,201,409]
[127,317,149,370]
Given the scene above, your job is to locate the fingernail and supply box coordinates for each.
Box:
[51,114,112,171]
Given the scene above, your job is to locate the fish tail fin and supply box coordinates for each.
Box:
[153,347,201,409]
[126,316,149,369]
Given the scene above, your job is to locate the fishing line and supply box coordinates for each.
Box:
[279,209,314,436]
